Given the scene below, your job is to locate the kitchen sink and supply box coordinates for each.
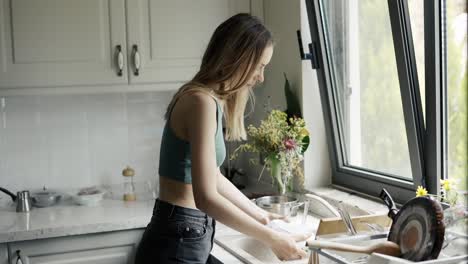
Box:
[214,193,377,264]
[215,231,390,264]
[217,230,468,264]
[215,193,467,264]
[215,212,378,263]
[216,229,468,264]
[215,234,308,264]
[214,208,320,264]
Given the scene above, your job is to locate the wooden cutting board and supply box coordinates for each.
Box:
[316,213,392,236]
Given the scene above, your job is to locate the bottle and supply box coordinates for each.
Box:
[122,166,136,201]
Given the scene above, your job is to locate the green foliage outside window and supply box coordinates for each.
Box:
[359,1,467,190]
[447,1,467,191]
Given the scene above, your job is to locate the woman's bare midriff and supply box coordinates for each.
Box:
[158,176,198,209]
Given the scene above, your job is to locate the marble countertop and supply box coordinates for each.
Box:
[0,198,242,262]
[0,186,392,263]
[0,199,154,243]
[0,182,278,244]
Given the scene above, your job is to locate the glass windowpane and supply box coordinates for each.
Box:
[320,0,413,178]
[408,0,425,115]
[447,0,467,192]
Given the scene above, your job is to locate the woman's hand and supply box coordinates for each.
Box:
[266,231,308,261]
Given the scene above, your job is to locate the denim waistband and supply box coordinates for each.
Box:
[153,199,213,225]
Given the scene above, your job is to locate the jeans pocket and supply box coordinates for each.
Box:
[178,220,208,242]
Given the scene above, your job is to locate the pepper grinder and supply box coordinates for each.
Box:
[122,166,136,201]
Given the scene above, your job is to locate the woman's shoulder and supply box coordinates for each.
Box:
[179,87,219,110]
[173,89,217,121]
[190,93,219,119]
[176,89,219,137]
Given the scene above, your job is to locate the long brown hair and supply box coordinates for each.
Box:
[165,13,273,141]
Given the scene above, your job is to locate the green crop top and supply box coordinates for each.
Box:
[158,97,226,184]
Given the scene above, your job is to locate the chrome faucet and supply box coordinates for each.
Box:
[303,194,358,235]
[337,201,357,235]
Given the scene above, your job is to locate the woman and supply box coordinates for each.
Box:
[135,13,309,263]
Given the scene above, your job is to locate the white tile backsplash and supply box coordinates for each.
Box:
[0,91,174,193]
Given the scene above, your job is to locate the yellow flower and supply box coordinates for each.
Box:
[441,179,451,191]
[416,186,428,197]
[300,128,309,138]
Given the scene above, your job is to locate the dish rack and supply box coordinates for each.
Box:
[307,232,468,264]
[307,233,388,264]
[307,208,467,264]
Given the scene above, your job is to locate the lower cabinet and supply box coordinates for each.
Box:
[5,229,144,264]
[0,244,8,264]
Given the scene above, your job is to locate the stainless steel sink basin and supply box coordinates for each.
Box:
[216,231,468,264]
[215,235,309,264]
[215,194,467,263]
[215,232,387,264]
[215,210,320,264]
[214,194,375,263]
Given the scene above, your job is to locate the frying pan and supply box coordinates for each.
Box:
[379,188,445,261]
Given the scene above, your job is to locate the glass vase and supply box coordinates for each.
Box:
[443,204,467,230]
[267,155,286,195]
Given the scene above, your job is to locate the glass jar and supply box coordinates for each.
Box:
[122,166,136,201]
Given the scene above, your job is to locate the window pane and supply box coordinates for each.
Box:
[408,0,425,115]
[320,0,412,178]
[447,0,467,191]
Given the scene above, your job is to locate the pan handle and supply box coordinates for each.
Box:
[379,189,398,219]
[0,187,17,201]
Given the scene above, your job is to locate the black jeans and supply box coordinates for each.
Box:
[135,199,223,264]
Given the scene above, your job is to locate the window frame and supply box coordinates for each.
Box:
[304,0,444,204]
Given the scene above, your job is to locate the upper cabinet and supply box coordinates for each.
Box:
[0,0,128,88]
[126,0,250,84]
[0,0,256,91]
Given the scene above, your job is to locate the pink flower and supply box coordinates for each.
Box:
[283,139,296,150]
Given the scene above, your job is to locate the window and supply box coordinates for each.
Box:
[305,0,467,203]
[320,1,413,178]
[446,1,467,192]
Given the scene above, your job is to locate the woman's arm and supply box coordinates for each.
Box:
[216,170,270,224]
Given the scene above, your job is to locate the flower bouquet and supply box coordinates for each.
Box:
[231,109,309,194]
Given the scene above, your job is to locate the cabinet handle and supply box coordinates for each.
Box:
[116,45,124,77]
[132,45,140,76]
[15,250,24,264]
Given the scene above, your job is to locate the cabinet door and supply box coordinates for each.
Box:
[0,0,128,89]
[8,229,143,264]
[126,0,250,84]
[0,244,7,264]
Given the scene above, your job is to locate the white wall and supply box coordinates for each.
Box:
[300,0,331,188]
[0,1,332,198]
[240,0,331,191]
[0,91,174,195]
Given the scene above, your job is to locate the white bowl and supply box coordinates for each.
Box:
[73,190,105,206]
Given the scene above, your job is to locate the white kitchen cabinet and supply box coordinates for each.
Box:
[125,0,250,84]
[0,244,7,264]
[6,229,143,264]
[0,0,262,92]
[0,0,129,89]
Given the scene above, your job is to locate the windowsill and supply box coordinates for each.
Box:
[307,185,390,215]
[241,180,389,215]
